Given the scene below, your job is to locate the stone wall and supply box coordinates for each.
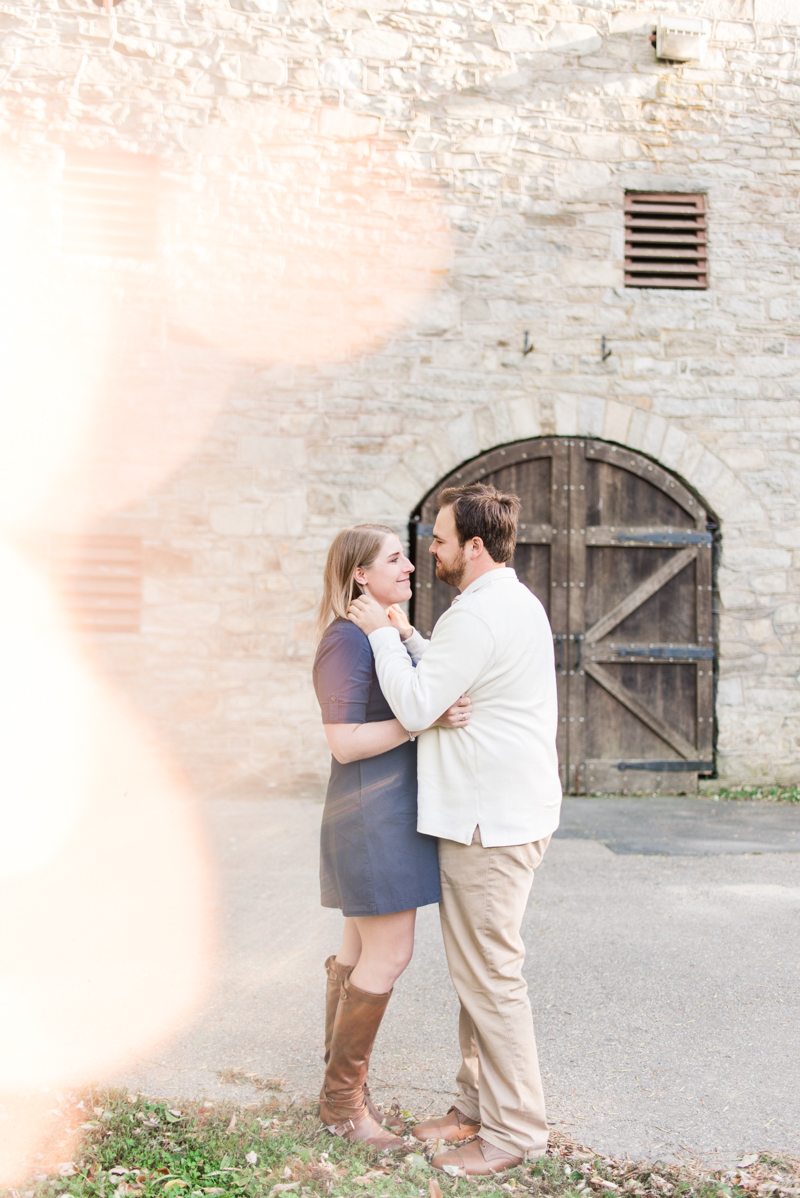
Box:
[2,0,799,790]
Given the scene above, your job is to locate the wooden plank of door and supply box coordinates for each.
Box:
[695,542,714,761]
[568,440,587,794]
[584,546,698,645]
[586,440,703,523]
[584,660,698,760]
[550,440,571,792]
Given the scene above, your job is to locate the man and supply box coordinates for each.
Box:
[347,482,561,1177]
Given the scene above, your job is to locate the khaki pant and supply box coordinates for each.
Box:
[438,828,551,1158]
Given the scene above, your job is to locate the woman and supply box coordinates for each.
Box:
[313,523,470,1152]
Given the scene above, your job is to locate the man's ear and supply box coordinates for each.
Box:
[469,537,485,559]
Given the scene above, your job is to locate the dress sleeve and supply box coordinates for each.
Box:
[313,623,375,725]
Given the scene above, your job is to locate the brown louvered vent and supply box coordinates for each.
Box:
[62,151,158,258]
[625,192,707,289]
[50,536,143,633]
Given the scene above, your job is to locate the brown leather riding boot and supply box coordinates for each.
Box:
[322,956,404,1135]
[319,977,405,1151]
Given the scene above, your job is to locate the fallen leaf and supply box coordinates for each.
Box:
[442,1164,461,1177]
[226,1114,237,1134]
[109,1168,130,1177]
[245,1152,258,1166]
[429,1180,443,1198]
[740,1158,759,1169]
[164,1182,188,1190]
[58,1164,77,1177]
[270,1186,299,1195]
[405,1153,429,1172]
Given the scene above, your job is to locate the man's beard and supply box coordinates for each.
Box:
[434,547,467,588]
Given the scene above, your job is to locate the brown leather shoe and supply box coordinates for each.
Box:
[432,1136,523,1176]
[319,976,405,1152]
[412,1105,481,1143]
[322,957,404,1134]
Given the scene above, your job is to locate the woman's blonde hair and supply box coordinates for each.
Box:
[316,523,395,641]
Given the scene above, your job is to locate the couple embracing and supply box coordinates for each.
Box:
[312,483,562,1177]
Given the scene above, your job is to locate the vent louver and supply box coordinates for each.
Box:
[624,192,707,289]
[51,535,143,633]
[62,151,158,258]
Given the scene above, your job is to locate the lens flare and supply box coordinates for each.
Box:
[0,546,213,1182]
[0,106,450,1185]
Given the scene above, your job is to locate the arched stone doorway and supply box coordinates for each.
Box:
[410,437,717,796]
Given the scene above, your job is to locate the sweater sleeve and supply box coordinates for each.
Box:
[369,610,495,731]
[403,629,429,665]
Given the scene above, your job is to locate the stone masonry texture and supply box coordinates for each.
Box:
[1,0,799,792]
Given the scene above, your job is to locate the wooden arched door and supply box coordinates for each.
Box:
[410,438,716,795]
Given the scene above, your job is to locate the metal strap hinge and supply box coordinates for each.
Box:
[617,760,714,772]
[616,646,714,660]
[617,531,712,545]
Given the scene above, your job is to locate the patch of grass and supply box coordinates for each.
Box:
[710,785,800,804]
[4,1091,799,1198]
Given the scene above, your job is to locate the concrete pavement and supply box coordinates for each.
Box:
[113,797,800,1167]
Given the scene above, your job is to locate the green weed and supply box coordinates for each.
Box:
[711,785,800,804]
[3,1091,798,1198]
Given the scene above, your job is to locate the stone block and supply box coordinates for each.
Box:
[239,436,306,469]
[554,395,579,437]
[320,57,363,89]
[508,395,542,439]
[754,0,798,18]
[182,126,254,153]
[239,54,286,83]
[561,260,621,287]
[579,395,606,438]
[547,23,603,56]
[717,676,745,707]
[494,24,545,53]
[351,28,409,60]
[317,104,381,139]
[600,400,630,444]
[210,505,258,536]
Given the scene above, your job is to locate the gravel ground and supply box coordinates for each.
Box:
[112,797,800,1168]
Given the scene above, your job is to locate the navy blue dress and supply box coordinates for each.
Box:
[313,618,441,917]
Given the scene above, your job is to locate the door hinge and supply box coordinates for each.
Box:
[617,760,714,772]
[616,531,712,545]
[615,646,714,660]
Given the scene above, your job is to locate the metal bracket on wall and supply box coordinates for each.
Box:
[617,760,714,772]
[615,646,714,659]
[601,335,612,361]
[617,531,712,545]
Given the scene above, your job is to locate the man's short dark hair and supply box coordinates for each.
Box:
[437,482,520,563]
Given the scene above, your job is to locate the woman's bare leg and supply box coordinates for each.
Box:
[350,909,416,994]
[336,917,362,968]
